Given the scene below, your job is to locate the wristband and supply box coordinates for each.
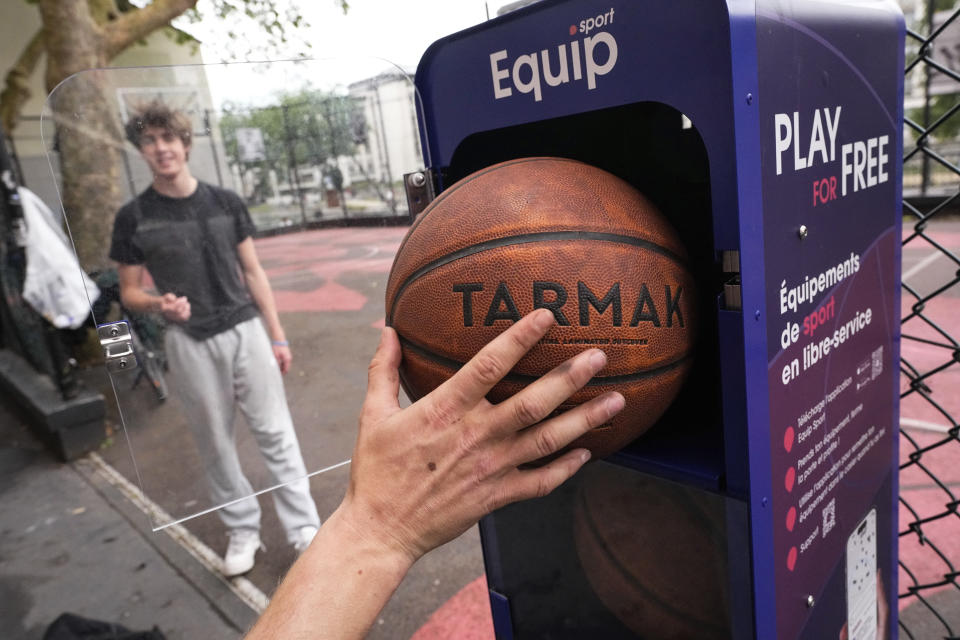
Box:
[272,340,289,347]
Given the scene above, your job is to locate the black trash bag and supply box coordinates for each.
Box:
[43,613,165,640]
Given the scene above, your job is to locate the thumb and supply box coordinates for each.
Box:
[363,327,402,420]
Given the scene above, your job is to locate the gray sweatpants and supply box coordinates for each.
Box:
[165,316,320,543]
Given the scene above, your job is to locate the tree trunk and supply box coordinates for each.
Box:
[41,0,125,271]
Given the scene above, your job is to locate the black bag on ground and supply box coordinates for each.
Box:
[43,613,165,640]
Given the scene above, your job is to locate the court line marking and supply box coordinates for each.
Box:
[901,417,954,434]
[902,251,943,283]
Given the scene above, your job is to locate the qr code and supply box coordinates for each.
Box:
[872,346,883,379]
[822,498,836,537]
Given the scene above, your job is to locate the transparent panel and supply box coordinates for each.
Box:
[41,58,427,528]
[482,463,749,638]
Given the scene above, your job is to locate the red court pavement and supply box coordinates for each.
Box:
[252,224,959,633]
[410,577,496,640]
[898,224,960,612]
[257,226,495,637]
[258,227,405,316]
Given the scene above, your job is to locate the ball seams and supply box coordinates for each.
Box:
[396,334,693,385]
[389,156,568,268]
[386,156,695,458]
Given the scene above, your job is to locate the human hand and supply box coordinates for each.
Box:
[247,309,622,640]
[338,308,624,564]
[839,569,888,640]
[273,343,292,374]
[876,569,889,640]
[158,293,190,323]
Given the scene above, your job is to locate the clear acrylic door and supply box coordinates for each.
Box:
[40,58,428,529]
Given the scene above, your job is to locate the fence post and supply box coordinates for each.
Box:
[281,103,308,227]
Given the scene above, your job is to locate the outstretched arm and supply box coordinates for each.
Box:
[246,309,623,639]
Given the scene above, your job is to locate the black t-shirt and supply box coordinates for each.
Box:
[109,182,259,340]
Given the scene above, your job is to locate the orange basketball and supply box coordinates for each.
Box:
[385,157,696,458]
[573,468,731,637]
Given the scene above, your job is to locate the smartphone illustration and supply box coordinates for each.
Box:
[846,508,878,640]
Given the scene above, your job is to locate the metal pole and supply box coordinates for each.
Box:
[372,82,397,215]
[120,147,137,198]
[281,104,308,227]
[921,0,934,197]
[0,127,57,381]
[5,132,27,189]
[231,125,246,204]
[322,97,350,218]
[205,109,224,188]
[0,128,25,354]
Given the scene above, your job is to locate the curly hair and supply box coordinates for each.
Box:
[124,101,193,150]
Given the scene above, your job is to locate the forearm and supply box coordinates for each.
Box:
[119,285,162,314]
[246,504,413,639]
[245,267,285,341]
[245,313,619,637]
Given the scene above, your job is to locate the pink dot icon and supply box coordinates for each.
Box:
[786,506,797,532]
[783,426,795,453]
[787,546,798,571]
[569,25,578,36]
[785,467,796,492]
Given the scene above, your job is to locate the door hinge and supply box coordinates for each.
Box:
[403,169,437,218]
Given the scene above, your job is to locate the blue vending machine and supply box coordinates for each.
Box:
[412,1,904,637]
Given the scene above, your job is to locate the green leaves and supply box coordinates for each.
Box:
[196,0,320,60]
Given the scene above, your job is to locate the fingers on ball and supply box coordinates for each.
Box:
[495,348,608,433]
[512,391,625,464]
[495,449,592,508]
[450,310,557,404]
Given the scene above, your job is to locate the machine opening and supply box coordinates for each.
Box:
[447,101,726,488]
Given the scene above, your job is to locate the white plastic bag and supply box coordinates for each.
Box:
[20,187,100,329]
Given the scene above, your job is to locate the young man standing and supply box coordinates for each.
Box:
[110,102,320,576]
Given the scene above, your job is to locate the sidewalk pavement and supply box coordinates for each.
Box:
[0,396,257,640]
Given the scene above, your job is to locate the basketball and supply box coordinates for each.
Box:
[572,468,730,637]
[385,157,696,458]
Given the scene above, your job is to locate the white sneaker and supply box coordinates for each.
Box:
[223,530,263,577]
[292,526,318,554]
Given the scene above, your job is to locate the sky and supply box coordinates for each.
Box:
[183,0,497,70]
[178,0,502,107]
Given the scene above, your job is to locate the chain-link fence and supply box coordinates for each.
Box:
[899,1,960,637]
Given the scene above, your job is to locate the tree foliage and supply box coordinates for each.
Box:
[909,92,960,141]
[3,0,347,134]
[0,0,343,268]
[180,0,348,60]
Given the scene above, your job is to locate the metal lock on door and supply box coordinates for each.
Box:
[98,321,138,373]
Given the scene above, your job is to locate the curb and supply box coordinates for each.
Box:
[73,453,266,634]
